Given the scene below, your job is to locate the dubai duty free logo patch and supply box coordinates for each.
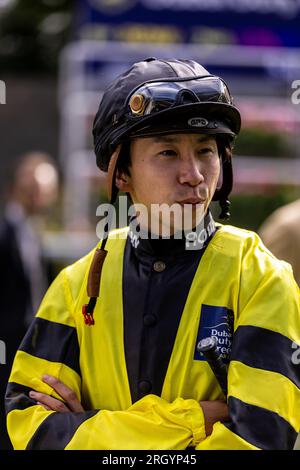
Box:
[194,304,234,364]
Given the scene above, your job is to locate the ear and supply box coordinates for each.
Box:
[115,168,131,192]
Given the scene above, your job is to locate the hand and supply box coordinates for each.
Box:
[29,375,84,413]
[199,400,229,436]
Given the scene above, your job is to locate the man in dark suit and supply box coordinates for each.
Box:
[0,152,58,449]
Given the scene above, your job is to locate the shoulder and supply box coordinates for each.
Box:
[212,223,264,255]
[62,227,129,298]
[213,223,293,276]
[214,223,257,244]
[64,227,129,272]
[215,222,276,251]
[214,226,299,327]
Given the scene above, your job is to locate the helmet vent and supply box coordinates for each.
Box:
[176,89,199,105]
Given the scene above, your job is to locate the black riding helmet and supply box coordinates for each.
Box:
[93,57,241,218]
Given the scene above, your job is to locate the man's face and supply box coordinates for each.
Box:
[13,156,59,215]
[116,133,220,235]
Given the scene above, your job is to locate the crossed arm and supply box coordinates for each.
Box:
[30,374,229,437]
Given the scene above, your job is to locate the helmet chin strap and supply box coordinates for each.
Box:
[218,199,231,220]
[107,146,122,204]
[82,147,121,325]
[212,147,233,220]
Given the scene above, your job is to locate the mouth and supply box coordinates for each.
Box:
[177,198,206,206]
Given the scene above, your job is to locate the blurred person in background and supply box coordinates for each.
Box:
[259,198,300,287]
[0,151,59,449]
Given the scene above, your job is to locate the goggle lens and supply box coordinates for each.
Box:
[127,77,232,117]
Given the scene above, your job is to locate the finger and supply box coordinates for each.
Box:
[36,401,53,412]
[29,391,70,413]
[42,375,84,412]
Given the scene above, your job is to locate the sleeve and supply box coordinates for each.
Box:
[5,268,205,450]
[196,234,300,450]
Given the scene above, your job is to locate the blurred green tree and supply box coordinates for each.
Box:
[0,0,73,74]
[234,127,294,159]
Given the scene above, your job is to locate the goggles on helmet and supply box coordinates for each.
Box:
[126,76,233,118]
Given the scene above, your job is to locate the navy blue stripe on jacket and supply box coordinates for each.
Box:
[230,325,300,388]
[224,396,297,450]
[19,317,81,377]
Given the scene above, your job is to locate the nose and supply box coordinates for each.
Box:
[177,154,204,187]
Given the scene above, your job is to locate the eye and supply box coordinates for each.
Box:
[197,147,215,157]
[159,149,177,157]
[199,147,214,154]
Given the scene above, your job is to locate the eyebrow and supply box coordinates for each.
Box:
[152,135,215,144]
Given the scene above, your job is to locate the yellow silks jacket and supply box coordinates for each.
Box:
[5,224,300,450]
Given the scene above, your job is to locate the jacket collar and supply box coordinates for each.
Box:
[128,210,216,259]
